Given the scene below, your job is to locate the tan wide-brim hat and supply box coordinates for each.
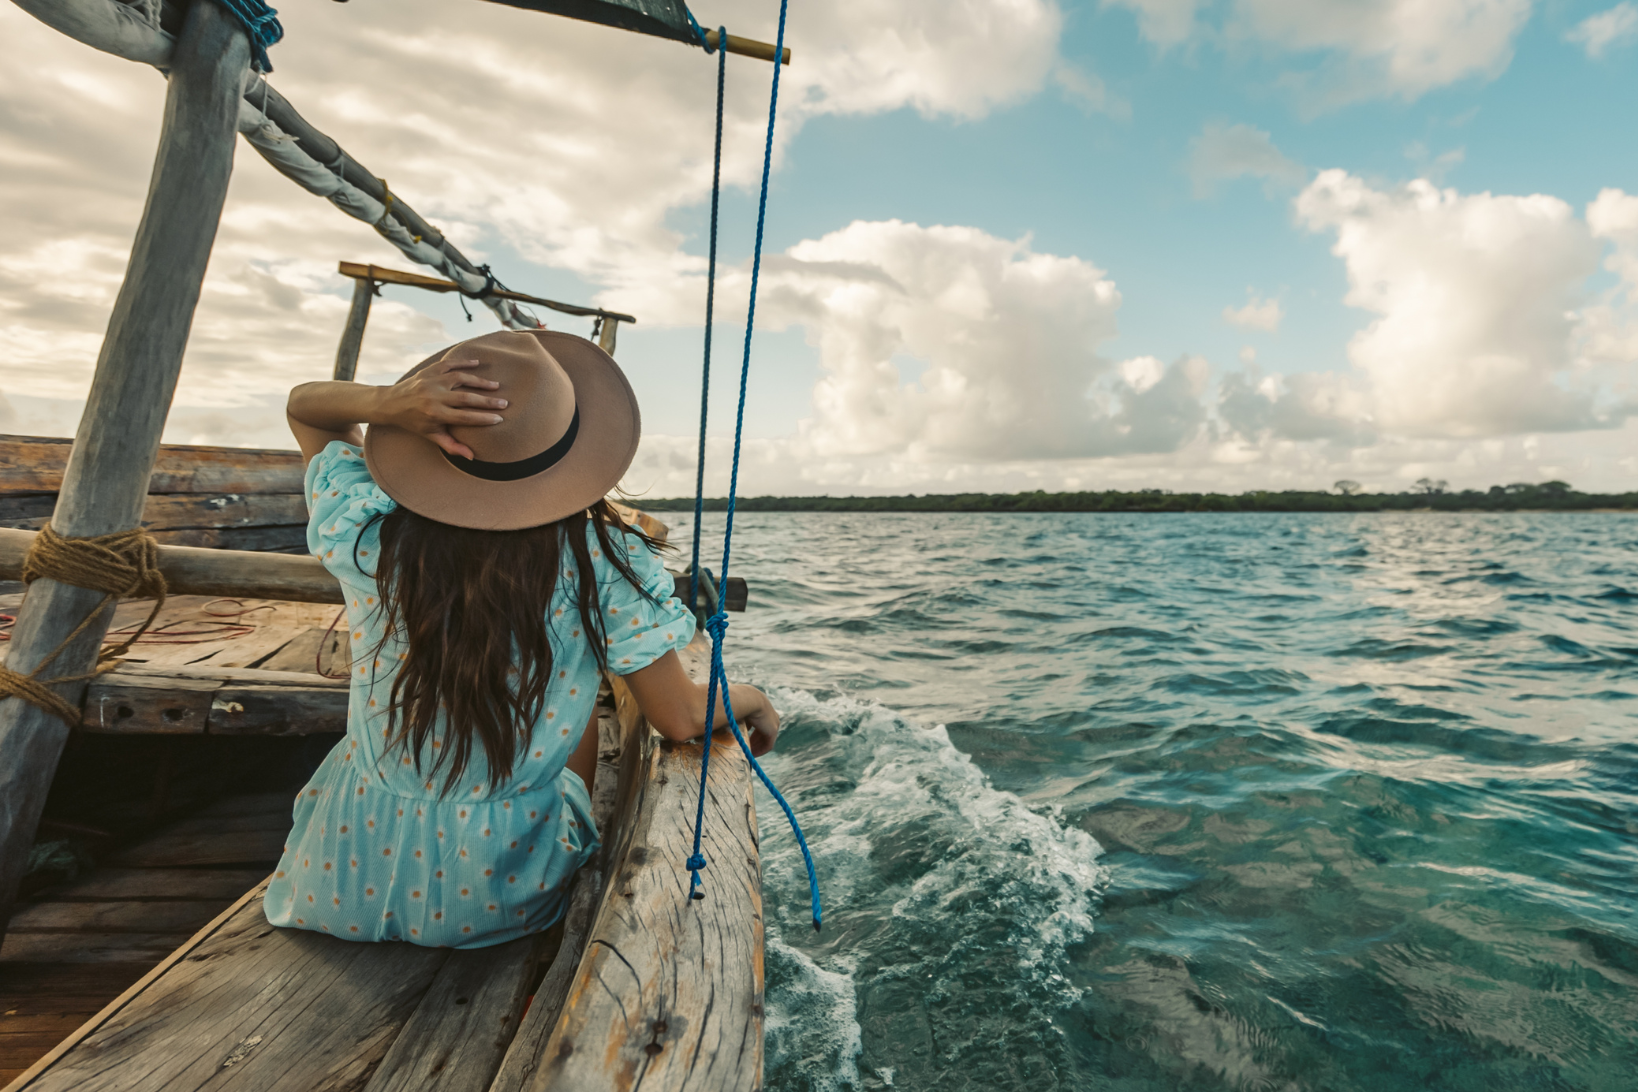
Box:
[364,330,640,530]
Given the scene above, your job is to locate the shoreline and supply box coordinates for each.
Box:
[637,491,1638,515]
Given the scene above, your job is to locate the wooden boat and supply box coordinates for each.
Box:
[0,1,788,1086]
[0,438,763,1090]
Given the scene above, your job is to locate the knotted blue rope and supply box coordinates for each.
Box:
[688,26,727,613]
[684,0,821,932]
[206,0,283,73]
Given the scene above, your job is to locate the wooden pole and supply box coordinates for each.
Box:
[334,275,374,381]
[598,317,620,357]
[702,29,790,66]
[0,0,249,937]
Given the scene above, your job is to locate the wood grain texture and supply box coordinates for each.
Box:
[361,934,544,1092]
[520,640,765,1092]
[0,0,251,943]
[0,494,306,535]
[0,437,303,497]
[11,885,453,1092]
[44,870,269,902]
[6,901,226,936]
[333,277,373,383]
[0,529,343,606]
[108,830,286,870]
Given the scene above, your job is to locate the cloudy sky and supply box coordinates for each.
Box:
[3,0,1637,496]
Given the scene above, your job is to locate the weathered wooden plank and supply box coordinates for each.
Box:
[0,437,304,497]
[114,664,346,689]
[40,870,268,902]
[517,640,764,1092]
[361,934,544,1092]
[184,625,312,670]
[6,901,225,936]
[0,884,270,1090]
[0,0,253,942]
[208,683,349,736]
[255,624,351,675]
[148,812,292,837]
[194,793,295,819]
[15,891,450,1092]
[0,934,194,966]
[79,673,217,735]
[0,529,337,605]
[145,525,309,553]
[0,494,306,535]
[109,829,287,870]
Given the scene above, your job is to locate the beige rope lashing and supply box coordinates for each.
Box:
[0,526,168,725]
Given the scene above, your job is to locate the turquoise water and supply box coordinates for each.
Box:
[668,511,1638,1092]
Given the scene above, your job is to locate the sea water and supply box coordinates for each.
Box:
[667,511,1637,1092]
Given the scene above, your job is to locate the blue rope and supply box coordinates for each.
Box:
[688,29,727,614]
[206,0,283,73]
[684,0,821,932]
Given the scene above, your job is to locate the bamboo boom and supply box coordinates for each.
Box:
[0,1,250,939]
[703,28,790,65]
[339,262,638,325]
[0,528,344,605]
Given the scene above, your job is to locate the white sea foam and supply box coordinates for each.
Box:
[764,935,864,1092]
[757,689,1108,1087]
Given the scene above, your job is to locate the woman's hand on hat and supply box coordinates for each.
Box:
[373,357,508,460]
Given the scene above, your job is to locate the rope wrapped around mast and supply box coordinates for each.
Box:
[0,527,168,726]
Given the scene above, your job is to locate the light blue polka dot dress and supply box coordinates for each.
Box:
[263,441,694,948]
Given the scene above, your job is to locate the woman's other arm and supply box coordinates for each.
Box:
[286,357,508,465]
[622,650,780,757]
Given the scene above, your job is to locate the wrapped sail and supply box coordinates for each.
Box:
[476,0,698,43]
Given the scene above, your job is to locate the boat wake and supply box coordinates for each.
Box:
[757,689,1107,1091]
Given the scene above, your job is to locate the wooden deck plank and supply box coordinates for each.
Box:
[195,794,295,819]
[0,436,304,496]
[0,934,196,965]
[108,829,286,869]
[7,902,225,936]
[12,887,451,1092]
[255,625,349,676]
[361,935,545,1092]
[40,870,269,902]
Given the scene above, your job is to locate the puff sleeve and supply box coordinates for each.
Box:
[597,529,696,675]
[305,441,397,584]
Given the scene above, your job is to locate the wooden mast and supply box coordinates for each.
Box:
[0,0,250,938]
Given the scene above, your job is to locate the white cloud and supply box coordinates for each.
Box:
[1566,3,1638,58]
[1579,187,1638,361]
[1114,0,1534,102]
[1051,61,1131,120]
[0,0,1067,414]
[1189,123,1305,196]
[1292,170,1629,439]
[1234,0,1534,101]
[1222,293,1284,332]
[1103,0,1203,47]
[756,220,1212,460]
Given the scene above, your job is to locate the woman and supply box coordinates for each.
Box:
[264,329,779,948]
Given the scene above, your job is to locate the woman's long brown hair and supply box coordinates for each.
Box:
[364,500,659,796]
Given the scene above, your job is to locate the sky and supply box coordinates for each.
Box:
[3,0,1638,497]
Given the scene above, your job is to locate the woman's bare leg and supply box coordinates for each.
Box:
[565,707,600,791]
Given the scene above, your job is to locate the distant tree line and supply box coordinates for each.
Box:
[637,480,1638,513]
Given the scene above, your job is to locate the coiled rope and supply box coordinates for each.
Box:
[0,527,168,725]
[684,0,822,932]
[206,0,284,74]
